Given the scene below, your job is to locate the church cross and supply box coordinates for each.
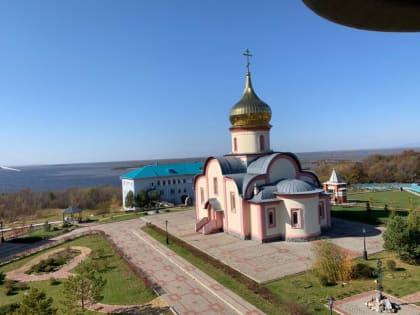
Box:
[243,49,252,72]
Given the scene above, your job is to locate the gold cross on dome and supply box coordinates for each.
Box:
[243,49,252,72]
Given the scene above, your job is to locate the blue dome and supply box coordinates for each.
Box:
[276,179,322,195]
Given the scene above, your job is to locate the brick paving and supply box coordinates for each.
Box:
[333,290,420,315]
[145,210,385,283]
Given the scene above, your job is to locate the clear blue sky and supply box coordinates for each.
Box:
[1,1,419,166]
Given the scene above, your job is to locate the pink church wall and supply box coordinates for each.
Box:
[224,178,243,235]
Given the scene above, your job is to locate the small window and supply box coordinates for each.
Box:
[157,180,160,186]
[259,135,265,152]
[319,202,324,219]
[213,177,218,195]
[163,180,166,186]
[230,192,236,213]
[178,179,181,184]
[233,137,238,152]
[184,188,187,193]
[173,179,176,185]
[267,208,275,228]
[291,209,302,229]
[178,189,181,194]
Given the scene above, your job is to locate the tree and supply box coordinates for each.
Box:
[149,190,161,204]
[12,287,56,315]
[312,241,349,285]
[63,261,106,313]
[135,189,149,208]
[125,191,135,208]
[383,213,420,265]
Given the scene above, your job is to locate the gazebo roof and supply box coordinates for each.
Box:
[63,206,83,214]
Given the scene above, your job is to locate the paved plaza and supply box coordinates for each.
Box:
[145,209,385,283]
[333,290,420,315]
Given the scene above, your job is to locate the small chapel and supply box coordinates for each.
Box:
[194,51,331,242]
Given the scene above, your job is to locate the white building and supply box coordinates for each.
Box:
[120,162,203,210]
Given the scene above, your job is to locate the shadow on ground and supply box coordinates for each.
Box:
[324,218,382,238]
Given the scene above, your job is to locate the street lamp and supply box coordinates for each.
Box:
[328,296,335,315]
[165,220,169,245]
[362,228,368,260]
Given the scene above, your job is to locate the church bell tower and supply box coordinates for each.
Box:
[228,50,272,163]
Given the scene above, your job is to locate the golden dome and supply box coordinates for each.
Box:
[230,72,272,129]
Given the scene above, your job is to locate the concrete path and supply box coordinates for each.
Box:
[144,210,384,283]
[25,220,261,315]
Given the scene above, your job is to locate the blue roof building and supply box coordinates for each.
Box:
[121,162,203,210]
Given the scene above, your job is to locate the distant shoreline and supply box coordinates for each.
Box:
[9,147,419,169]
[1,147,418,193]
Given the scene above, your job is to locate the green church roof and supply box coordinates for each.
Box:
[120,162,204,180]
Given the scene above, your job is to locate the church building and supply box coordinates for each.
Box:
[194,52,331,242]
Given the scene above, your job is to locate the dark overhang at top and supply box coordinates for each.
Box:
[303,0,420,32]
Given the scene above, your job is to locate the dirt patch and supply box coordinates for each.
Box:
[88,297,170,314]
[6,246,91,282]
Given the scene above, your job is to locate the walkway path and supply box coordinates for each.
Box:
[45,220,263,315]
[6,246,91,282]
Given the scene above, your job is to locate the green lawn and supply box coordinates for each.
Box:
[265,251,420,314]
[331,190,417,225]
[0,234,156,314]
[348,190,419,210]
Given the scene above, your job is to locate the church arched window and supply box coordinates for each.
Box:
[259,135,265,152]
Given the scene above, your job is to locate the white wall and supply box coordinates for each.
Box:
[231,129,270,154]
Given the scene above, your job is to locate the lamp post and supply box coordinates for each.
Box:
[328,296,335,315]
[362,228,368,260]
[0,221,4,243]
[165,220,169,245]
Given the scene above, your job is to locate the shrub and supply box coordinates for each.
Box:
[386,259,396,272]
[0,271,5,285]
[318,275,329,286]
[312,241,347,284]
[15,281,29,291]
[50,277,60,285]
[351,263,374,279]
[0,303,20,314]
[4,279,16,295]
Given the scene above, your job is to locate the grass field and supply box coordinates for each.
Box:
[0,234,156,314]
[348,190,418,210]
[331,190,418,225]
